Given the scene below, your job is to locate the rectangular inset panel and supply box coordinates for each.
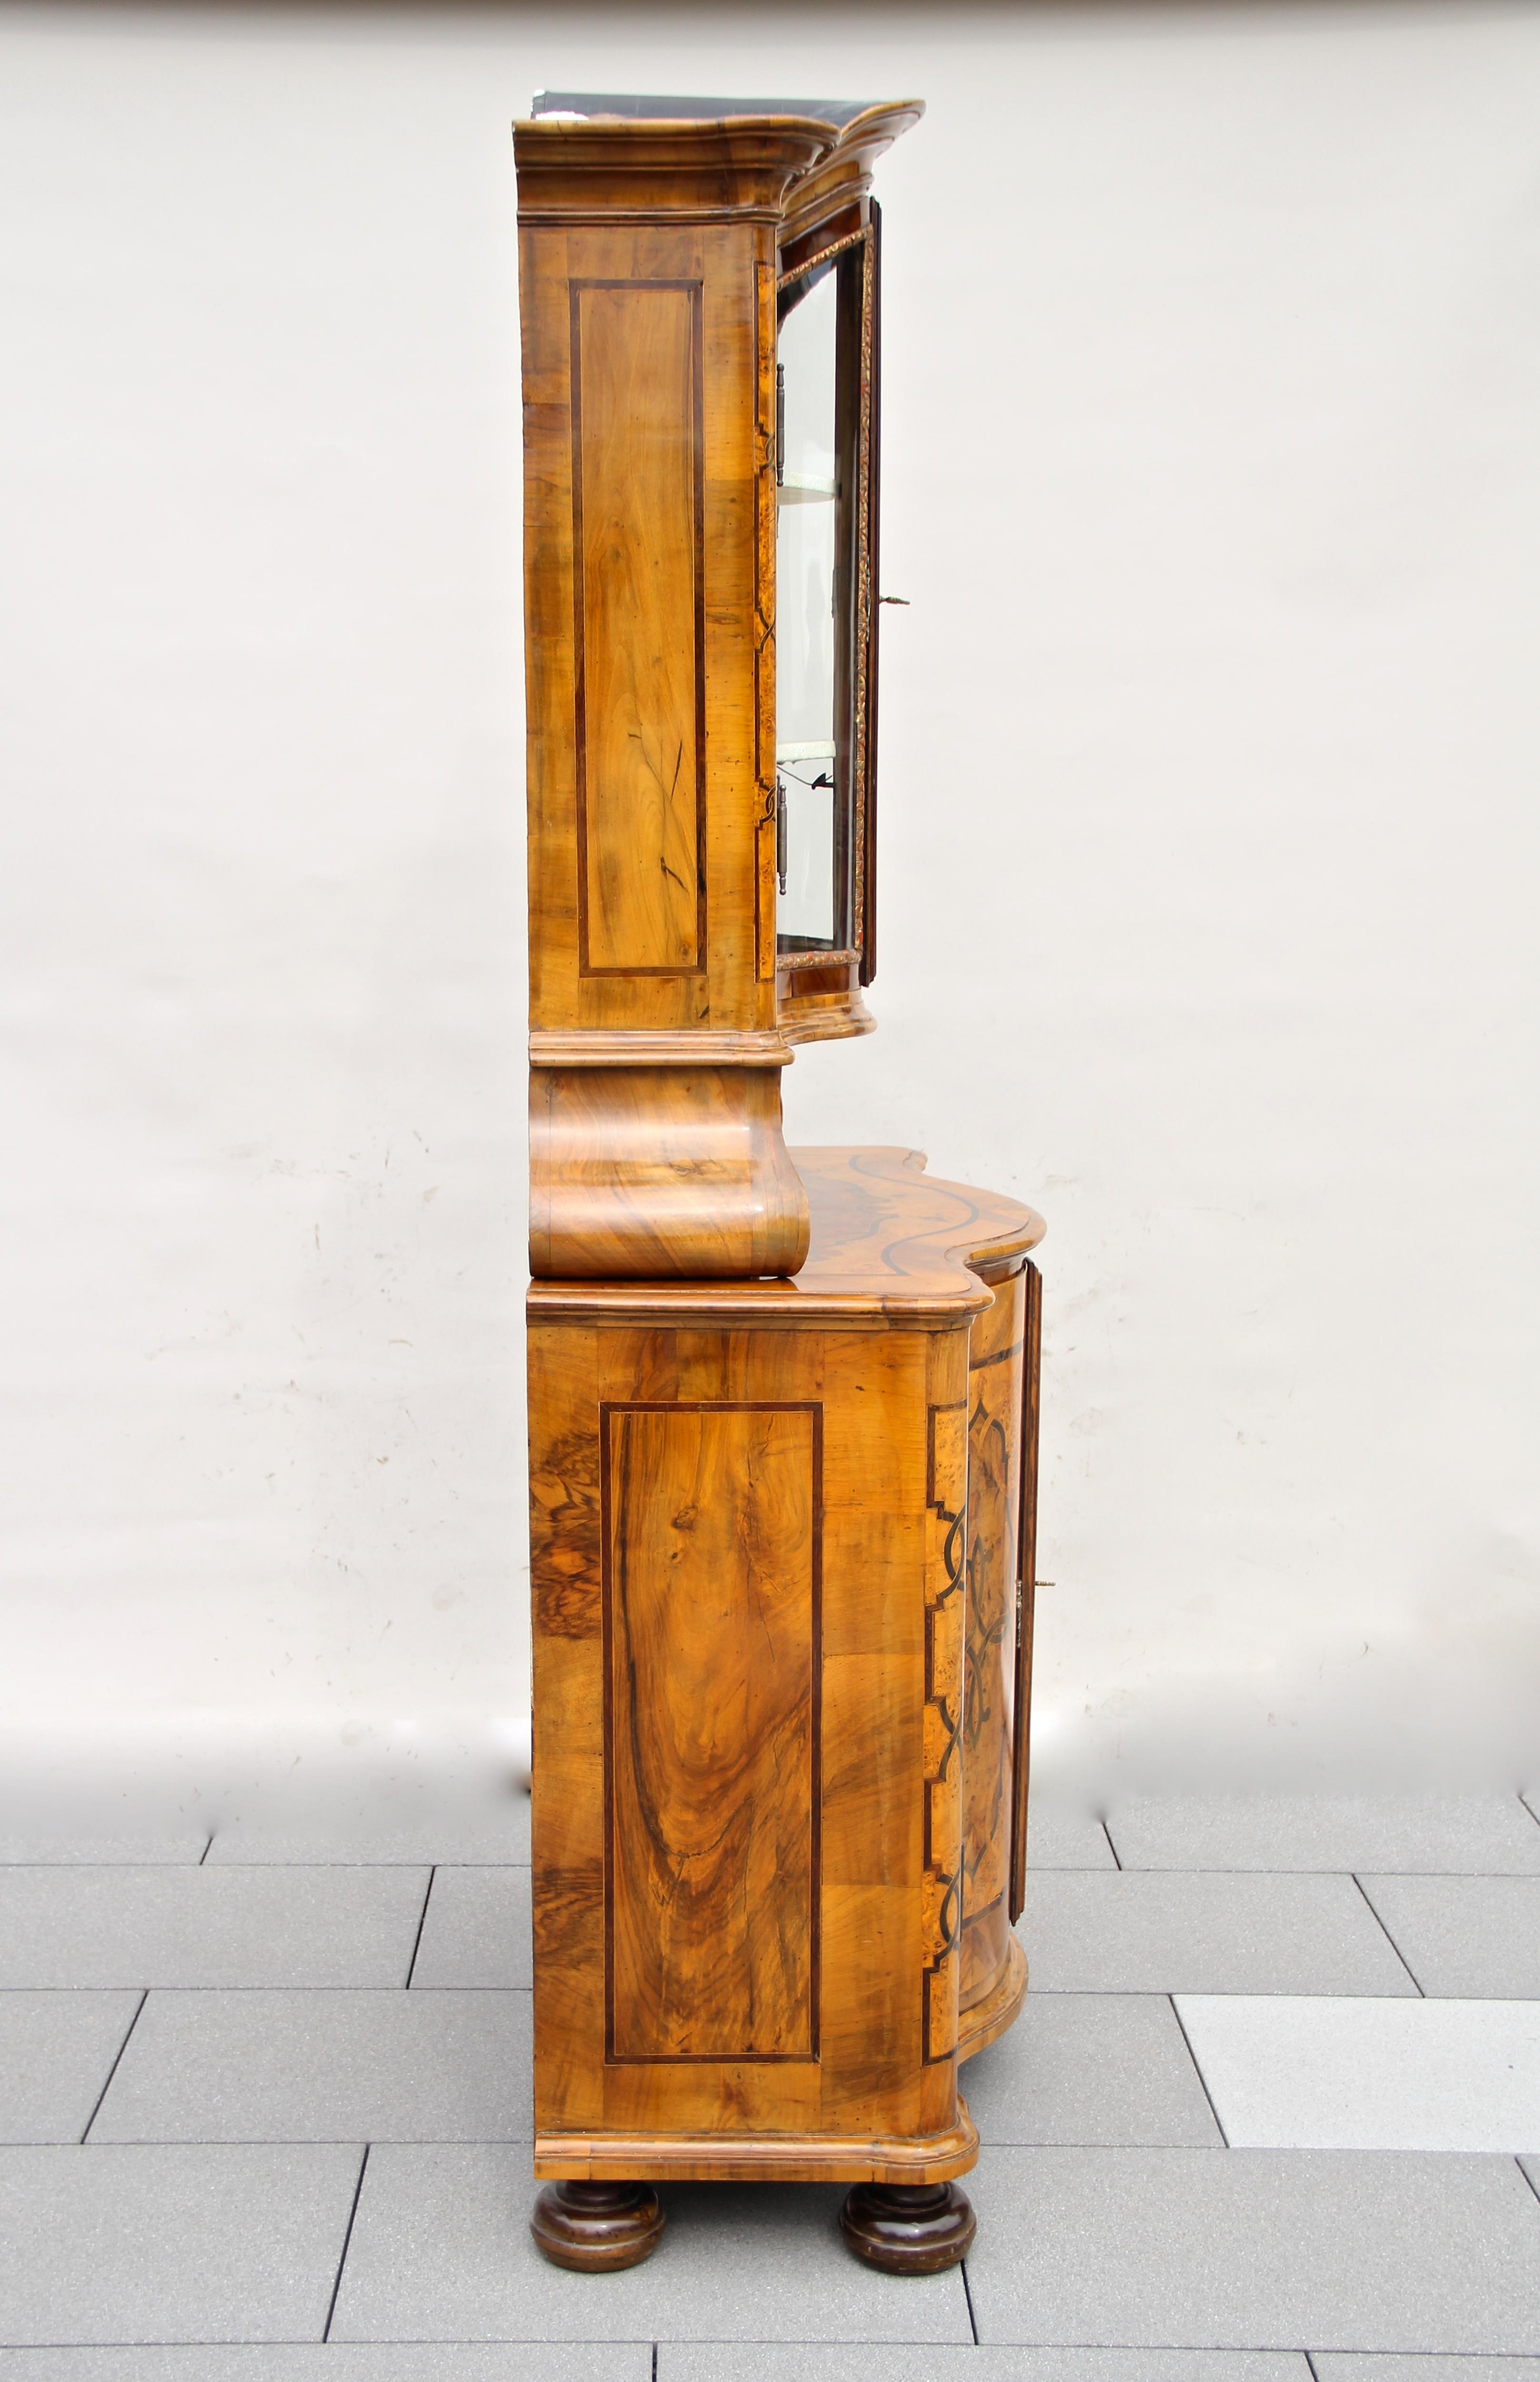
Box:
[571,280,705,976]
[602,1401,820,2062]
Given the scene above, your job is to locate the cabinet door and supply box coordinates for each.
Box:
[774,216,878,977]
[959,1265,1026,2013]
[1009,1260,1042,1924]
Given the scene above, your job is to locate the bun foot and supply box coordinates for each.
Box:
[530,2179,665,2272]
[839,2179,976,2274]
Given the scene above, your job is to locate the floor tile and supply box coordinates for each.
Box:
[1358,1877,1540,1997]
[0,1866,429,1987]
[0,2143,361,2344]
[1177,1995,1540,2150]
[0,1775,209,1867]
[1105,1797,1540,1875]
[0,1832,209,1867]
[409,1868,531,1989]
[962,1991,1222,2145]
[963,2145,1540,2351]
[0,1991,142,2142]
[1314,2361,1540,2379]
[0,2351,644,2379]
[662,2353,1311,2380]
[92,1989,532,2142]
[1021,1871,1419,1994]
[1024,1804,1119,1870]
[206,1796,530,1869]
[332,2145,973,2343]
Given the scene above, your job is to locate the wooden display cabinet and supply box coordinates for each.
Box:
[517,91,1044,2275]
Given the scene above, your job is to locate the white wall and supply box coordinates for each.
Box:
[2,2,1537,1831]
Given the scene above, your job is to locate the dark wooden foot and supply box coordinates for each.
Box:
[530,2179,665,2272]
[839,2179,976,2274]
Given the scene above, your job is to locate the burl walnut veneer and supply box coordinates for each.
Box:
[517,95,1044,2274]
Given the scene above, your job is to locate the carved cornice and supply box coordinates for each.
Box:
[779,100,925,253]
[513,118,838,223]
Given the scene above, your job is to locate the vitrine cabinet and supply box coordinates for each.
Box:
[516,92,1045,2275]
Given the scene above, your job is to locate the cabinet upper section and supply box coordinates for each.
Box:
[516,96,920,1065]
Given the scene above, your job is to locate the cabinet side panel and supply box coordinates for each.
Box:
[529,1323,606,2134]
[573,281,704,976]
[521,222,579,1026]
[605,1401,818,2061]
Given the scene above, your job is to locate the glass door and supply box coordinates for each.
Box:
[775,217,878,973]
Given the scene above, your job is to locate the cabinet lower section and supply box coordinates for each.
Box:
[529,1310,968,2179]
[526,1147,1043,2200]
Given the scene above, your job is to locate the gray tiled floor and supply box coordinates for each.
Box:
[963,2146,1540,2350]
[1175,1995,1540,2151]
[205,1797,531,1870]
[660,2354,1313,2380]
[961,1990,1223,2145]
[1107,1797,1540,1875]
[330,2150,973,2343]
[0,1867,429,1988]
[1315,2363,1540,2379]
[0,2144,362,2344]
[90,1989,532,2141]
[1021,1869,1420,1994]
[409,1868,532,1989]
[7,1788,1540,2360]
[0,1830,209,1868]
[1022,1804,1119,1870]
[0,2354,640,2379]
[0,1991,142,2142]
[1358,1876,1540,1997]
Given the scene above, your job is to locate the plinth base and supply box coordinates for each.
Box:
[839,2179,977,2274]
[530,2180,665,2272]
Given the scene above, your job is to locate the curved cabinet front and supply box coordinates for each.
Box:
[958,1256,1040,2059]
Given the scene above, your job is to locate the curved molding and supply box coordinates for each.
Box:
[530,1029,794,1070]
[777,961,876,1046]
[529,1147,1045,1321]
[536,2101,979,2186]
[779,99,926,253]
[514,117,837,222]
[957,1936,1029,2066]
[530,1064,811,1280]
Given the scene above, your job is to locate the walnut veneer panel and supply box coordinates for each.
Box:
[573,281,703,976]
[529,1303,972,2180]
[529,1063,809,1280]
[604,1402,818,2062]
[522,219,772,1036]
